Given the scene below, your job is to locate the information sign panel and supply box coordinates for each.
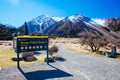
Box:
[15,36,49,68]
[16,36,48,53]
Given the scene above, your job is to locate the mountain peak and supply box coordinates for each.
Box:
[27,15,57,32]
[33,15,49,21]
[37,15,49,18]
[52,17,64,21]
[68,14,90,22]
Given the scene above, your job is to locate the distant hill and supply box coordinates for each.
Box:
[0,23,20,40]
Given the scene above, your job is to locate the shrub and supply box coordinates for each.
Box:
[49,45,59,56]
[110,39,120,48]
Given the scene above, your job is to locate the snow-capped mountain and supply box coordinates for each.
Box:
[21,14,120,38]
[44,14,109,36]
[27,15,63,32]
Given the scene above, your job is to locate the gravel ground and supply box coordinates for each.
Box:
[0,44,120,80]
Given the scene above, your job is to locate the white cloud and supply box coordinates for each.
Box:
[9,0,20,6]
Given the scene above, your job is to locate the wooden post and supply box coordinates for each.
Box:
[47,50,49,64]
[111,45,116,56]
[47,39,49,64]
[17,52,20,68]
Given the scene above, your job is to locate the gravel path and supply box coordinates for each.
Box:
[0,44,120,80]
[56,44,120,80]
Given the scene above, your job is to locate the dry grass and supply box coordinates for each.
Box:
[67,43,120,59]
[0,46,16,68]
[0,45,45,68]
[0,39,58,68]
[49,38,120,60]
[67,43,111,54]
[67,44,91,54]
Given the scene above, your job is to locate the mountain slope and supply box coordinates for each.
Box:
[44,14,110,37]
[44,17,93,36]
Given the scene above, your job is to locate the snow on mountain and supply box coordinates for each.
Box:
[67,14,108,36]
[68,15,77,22]
[91,18,106,26]
[68,14,90,22]
[52,17,64,21]
[27,15,57,32]
[84,22,108,36]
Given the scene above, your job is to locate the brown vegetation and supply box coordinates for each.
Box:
[110,39,120,48]
[79,32,109,52]
[106,17,120,32]
[49,45,59,56]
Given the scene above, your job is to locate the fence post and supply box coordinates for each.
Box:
[111,45,116,56]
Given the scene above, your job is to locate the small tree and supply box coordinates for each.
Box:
[24,21,29,35]
[44,45,59,62]
[79,32,109,52]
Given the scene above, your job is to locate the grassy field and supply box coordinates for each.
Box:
[0,39,58,68]
[0,45,45,68]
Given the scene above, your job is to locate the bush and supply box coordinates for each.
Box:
[110,39,120,48]
[49,45,59,56]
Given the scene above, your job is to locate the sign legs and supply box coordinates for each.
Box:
[17,53,20,68]
[47,50,49,64]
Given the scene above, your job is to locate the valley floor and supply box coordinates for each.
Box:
[0,44,120,80]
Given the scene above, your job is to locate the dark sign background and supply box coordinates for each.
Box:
[17,38,48,53]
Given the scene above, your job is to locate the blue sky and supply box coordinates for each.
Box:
[0,0,120,27]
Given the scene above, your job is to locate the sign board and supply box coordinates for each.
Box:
[14,36,49,68]
[16,36,48,53]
